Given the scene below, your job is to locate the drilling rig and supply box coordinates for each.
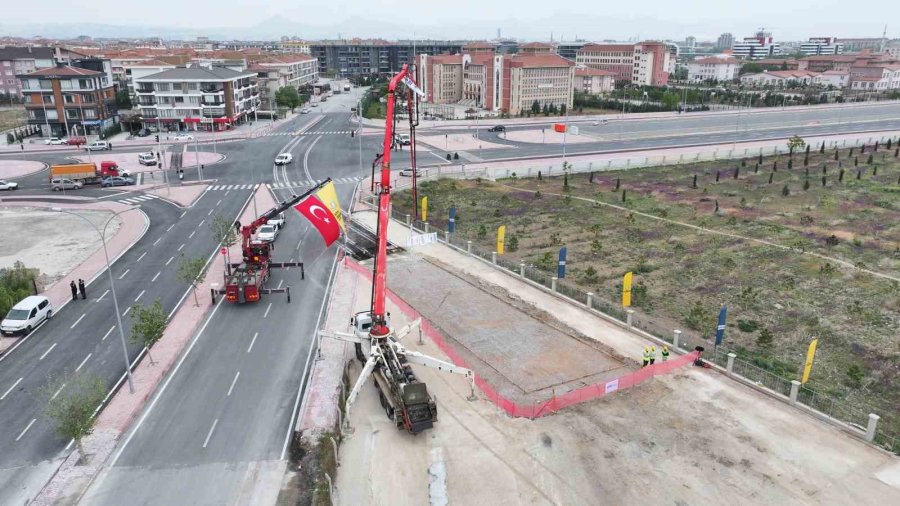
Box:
[328,65,475,434]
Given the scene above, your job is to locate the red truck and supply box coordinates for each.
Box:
[49,162,130,185]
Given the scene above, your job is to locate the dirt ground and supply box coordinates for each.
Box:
[333,253,900,506]
[0,207,119,288]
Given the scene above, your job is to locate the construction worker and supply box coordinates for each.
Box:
[649,346,657,365]
[662,346,670,362]
[642,346,650,368]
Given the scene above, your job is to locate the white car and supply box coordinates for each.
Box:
[592,119,609,126]
[0,180,18,191]
[85,141,109,151]
[399,168,421,177]
[311,102,318,107]
[301,108,311,114]
[257,224,279,242]
[1,295,53,336]
[173,133,194,141]
[267,211,286,229]
[275,153,293,165]
[44,137,67,145]
[138,153,157,166]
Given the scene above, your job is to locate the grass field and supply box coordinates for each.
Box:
[0,108,26,136]
[394,138,900,434]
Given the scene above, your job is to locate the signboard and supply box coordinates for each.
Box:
[401,76,425,97]
[407,232,437,247]
[570,126,579,136]
[220,247,227,255]
[604,379,619,394]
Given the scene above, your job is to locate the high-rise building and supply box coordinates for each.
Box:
[685,36,696,48]
[801,37,844,56]
[717,33,734,51]
[309,39,465,77]
[732,30,780,59]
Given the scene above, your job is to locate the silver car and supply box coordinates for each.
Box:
[50,178,84,191]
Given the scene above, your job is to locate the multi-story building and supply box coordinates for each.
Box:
[122,60,176,100]
[840,38,887,52]
[310,39,464,77]
[518,42,554,55]
[575,41,670,85]
[0,46,69,97]
[686,57,741,82]
[716,33,734,51]
[556,41,587,61]
[801,37,844,56]
[849,64,900,90]
[732,30,780,59]
[798,55,858,72]
[419,54,464,104]
[813,70,850,88]
[255,54,317,87]
[278,40,311,54]
[684,36,697,49]
[573,67,615,94]
[740,70,818,87]
[134,66,259,132]
[18,64,118,137]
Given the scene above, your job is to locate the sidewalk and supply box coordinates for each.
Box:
[0,159,48,179]
[31,184,277,505]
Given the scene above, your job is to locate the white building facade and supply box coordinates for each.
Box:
[686,57,741,82]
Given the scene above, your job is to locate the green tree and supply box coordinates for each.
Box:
[506,234,519,252]
[787,135,806,156]
[42,372,107,461]
[542,103,549,116]
[115,89,132,109]
[177,254,207,306]
[846,364,865,388]
[531,100,540,114]
[683,300,707,331]
[756,327,774,351]
[130,299,167,365]
[275,86,301,112]
[0,261,40,318]
[559,104,567,116]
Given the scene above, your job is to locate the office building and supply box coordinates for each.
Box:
[732,30,780,59]
[310,39,464,77]
[801,37,844,56]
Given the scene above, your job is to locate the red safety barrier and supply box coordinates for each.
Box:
[343,258,699,418]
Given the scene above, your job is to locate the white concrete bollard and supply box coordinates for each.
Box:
[789,380,801,403]
[726,353,736,375]
[586,292,594,309]
[551,277,558,291]
[626,309,634,327]
[405,214,410,225]
[519,263,525,277]
[467,241,472,254]
[865,414,880,442]
[444,231,450,242]
[424,222,429,234]
[673,329,681,350]
[492,251,497,264]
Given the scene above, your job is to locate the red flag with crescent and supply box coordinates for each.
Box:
[294,195,341,246]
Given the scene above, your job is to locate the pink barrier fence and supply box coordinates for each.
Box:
[343,258,699,418]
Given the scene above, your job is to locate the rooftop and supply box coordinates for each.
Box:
[692,57,740,64]
[506,53,575,68]
[0,46,56,60]
[139,66,255,81]
[19,65,101,78]
[579,44,635,53]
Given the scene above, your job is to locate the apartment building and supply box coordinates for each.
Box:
[686,57,741,82]
[740,70,818,87]
[573,67,615,94]
[0,46,79,97]
[122,59,176,99]
[310,39,464,77]
[813,70,850,88]
[716,33,734,51]
[250,54,318,110]
[575,41,670,85]
[18,64,117,137]
[134,66,259,132]
[278,40,311,54]
[849,64,900,90]
[732,30,781,59]
[801,37,844,56]
[556,41,586,61]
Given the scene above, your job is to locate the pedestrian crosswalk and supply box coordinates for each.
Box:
[206,177,363,191]
[117,194,160,205]
[266,130,354,137]
[207,184,261,191]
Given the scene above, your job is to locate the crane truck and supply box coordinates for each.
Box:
[212,180,331,304]
[324,65,475,434]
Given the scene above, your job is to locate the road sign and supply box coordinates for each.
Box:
[220,247,227,255]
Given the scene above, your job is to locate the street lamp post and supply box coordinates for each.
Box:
[52,207,137,394]
[357,99,363,176]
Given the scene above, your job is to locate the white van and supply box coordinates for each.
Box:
[396,133,410,145]
[1,295,53,336]
[85,141,109,151]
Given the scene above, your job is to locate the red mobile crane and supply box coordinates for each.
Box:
[213,179,331,303]
[327,65,474,434]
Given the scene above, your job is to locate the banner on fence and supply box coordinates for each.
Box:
[715,304,728,346]
[497,225,506,255]
[421,196,428,222]
[558,246,567,278]
[622,271,633,307]
[448,207,456,233]
[802,338,818,384]
[408,232,437,247]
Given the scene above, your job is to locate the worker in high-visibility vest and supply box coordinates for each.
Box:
[642,347,650,368]
[662,346,670,362]
[649,346,657,365]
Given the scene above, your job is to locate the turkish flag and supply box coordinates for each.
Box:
[294,195,341,246]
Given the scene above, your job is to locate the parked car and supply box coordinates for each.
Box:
[50,178,84,191]
[275,153,293,165]
[101,176,135,187]
[592,119,609,126]
[172,133,194,141]
[85,141,110,151]
[399,168,421,177]
[0,180,18,191]
[138,153,157,166]
[1,295,53,337]
[257,224,279,242]
[396,133,410,145]
[44,137,67,145]
[488,125,506,132]
[301,108,311,114]
[66,136,87,146]
[267,211,286,229]
[311,102,318,107]
[136,129,151,137]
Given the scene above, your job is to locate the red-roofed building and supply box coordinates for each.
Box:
[518,42,554,55]
[574,67,615,94]
[575,42,671,85]
[463,41,496,54]
[686,56,741,82]
[849,65,900,90]
[18,64,117,137]
[740,70,819,87]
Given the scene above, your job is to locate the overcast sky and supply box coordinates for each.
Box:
[3,0,898,41]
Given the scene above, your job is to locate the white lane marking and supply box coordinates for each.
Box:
[202,418,219,448]
[137,252,147,262]
[224,191,230,197]
[277,279,283,289]
[180,211,186,218]
[102,325,115,341]
[135,290,146,302]
[2,377,23,400]
[152,271,162,282]
[51,383,66,400]
[263,302,273,318]
[198,219,205,227]
[118,269,130,279]
[177,243,185,252]
[166,224,174,232]
[227,371,240,397]
[96,289,109,302]
[122,307,131,317]
[207,209,214,216]
[247,332,258,353]
[153,237,162,246]
[75,353,92,372]
[70,313,86,329]
[15,419,37,442]
[296,239,302,250]
[216,199,222,206]
[39,343,57,360]
[303,135,324,184]
[166,256,174,266]
[286,258,293,271]
[189,231,196,239]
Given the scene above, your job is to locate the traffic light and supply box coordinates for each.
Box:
[351,130,355,138]
[155,135,159,142]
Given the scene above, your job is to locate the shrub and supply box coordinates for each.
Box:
[737,319,759,333]
[507,234,519,252]
[683,300,707,331]
[756,328,774,351]
[477,224,487,239]
[845,364,865,388]
[781,184,790,197]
